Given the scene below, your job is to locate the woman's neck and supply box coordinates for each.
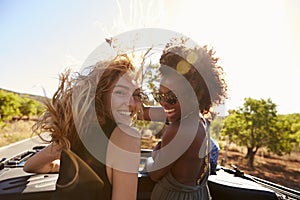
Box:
[181,110,199,121]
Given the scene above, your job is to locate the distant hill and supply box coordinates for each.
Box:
[0,88,49,102]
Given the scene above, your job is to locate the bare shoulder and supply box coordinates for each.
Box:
[107,125,141,173]
[112,124,141,139]
[110,125,141,152]
[161,123,179,146]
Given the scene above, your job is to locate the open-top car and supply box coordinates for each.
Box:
[1,145,299,200]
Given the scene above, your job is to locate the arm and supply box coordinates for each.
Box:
[111,169,139,200]
[107,126,140,200]
[147,125,177,181]
[139,105,166,122]
[23,142,62,173]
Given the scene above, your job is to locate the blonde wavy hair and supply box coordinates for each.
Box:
[34,55,136,150]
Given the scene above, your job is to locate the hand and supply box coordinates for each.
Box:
[152,141,161,159]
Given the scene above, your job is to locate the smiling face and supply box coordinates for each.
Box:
[158,67,199,123]
[109,75,141,125]
[158,85,182,123]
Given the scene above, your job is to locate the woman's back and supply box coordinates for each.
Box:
[150,118,210,200]
[170,119,208,186]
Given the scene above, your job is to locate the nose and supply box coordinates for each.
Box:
[128,95,136,105]
[159,100,168,107]
[128,95,140,109]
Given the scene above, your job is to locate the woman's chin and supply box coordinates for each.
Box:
[166,112,180,123]
[115,116,132,126]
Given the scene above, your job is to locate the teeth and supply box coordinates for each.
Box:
[164,108,175,113]
[119,111,132,116]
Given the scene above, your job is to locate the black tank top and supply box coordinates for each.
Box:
[71,119,116,200]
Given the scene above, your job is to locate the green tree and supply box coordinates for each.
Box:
[36,100,46,116]
[221,110,244,143]
[221,97,287,169]
[133,62,161,131]
[277,113,300,151]
[0,90,46,127]
[0,90,21,123]
[220,109,245,166]
[210,116,225,139]
[19,97,39,118]
[142,62,160,94]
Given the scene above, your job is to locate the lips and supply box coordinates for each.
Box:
[164,108,177,118]
[164,108,175,113]
[118,111,133,117]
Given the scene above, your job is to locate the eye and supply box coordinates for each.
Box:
[133,92,148,102]
[113,89,128,96]
[166,91,176,97]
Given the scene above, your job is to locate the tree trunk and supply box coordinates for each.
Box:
[221,140,231,166]
[246,148,255,170]
[245,148,250,159]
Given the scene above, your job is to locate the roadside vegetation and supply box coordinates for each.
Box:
[0,120,35,147]
[0,89,46,127]
[0,89,45,146]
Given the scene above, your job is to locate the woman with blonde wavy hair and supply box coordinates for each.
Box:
[24,54,144,200]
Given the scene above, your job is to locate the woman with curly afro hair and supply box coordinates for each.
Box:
[147,39,227,200]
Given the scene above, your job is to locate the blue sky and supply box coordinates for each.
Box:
[1,0,300,115]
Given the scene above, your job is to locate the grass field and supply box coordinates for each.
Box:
[0,120,36,147]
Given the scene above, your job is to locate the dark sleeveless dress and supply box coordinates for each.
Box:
[54,120,116,200]
[150,117,211,200]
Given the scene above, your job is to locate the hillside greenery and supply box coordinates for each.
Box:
[0,89,46,127]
